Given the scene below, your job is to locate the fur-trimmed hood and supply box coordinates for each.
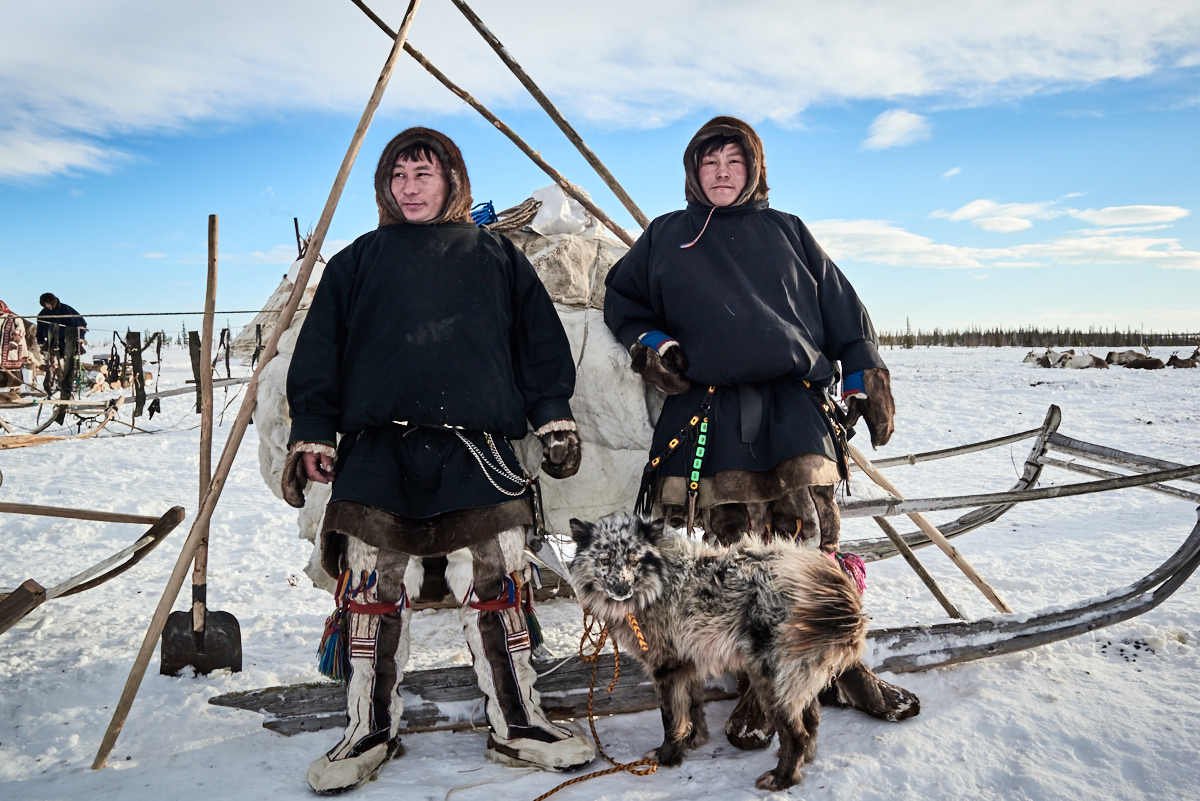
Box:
[374,127,473,226]
[683,116,769,207]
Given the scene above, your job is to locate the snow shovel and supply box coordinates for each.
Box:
[160,215,242,676]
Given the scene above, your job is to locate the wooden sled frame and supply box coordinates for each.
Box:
[0,503,185,636]
[209,404,1200,736]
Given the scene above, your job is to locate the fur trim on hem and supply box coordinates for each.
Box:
[533,419,577,437]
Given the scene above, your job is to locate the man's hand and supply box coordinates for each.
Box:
[281,441,337,508]
[535,422,582,479]
[302,451,337,483]
[843,368,895,449]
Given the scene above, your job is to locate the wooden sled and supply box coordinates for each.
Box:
[209,405,1200,735]
[0,503,185,636]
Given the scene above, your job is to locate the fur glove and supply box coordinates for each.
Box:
[843,368,895,448]
[281,441,337,508]
[534,420,582,480]
[629,331,690,395]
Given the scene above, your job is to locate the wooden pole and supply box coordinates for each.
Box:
[848,442,1013,614]
[91,0,425,770]
[870,516,963,619]
[349,0,637,248]
[447,0,650,229]
[193,215,217,635]
[0,502,159,526]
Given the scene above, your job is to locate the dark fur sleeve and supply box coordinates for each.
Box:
[603,223,662,352]
[503,237,577,430]
[286,249,354,445]
[795,219,887,376]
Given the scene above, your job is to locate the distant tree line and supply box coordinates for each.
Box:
[880,318,1199,349]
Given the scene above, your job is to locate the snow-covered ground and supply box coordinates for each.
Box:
[2,345,1198,800]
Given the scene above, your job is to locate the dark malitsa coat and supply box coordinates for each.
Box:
[36,302,87,348]
[604,199,886,490]
[287,222,576,525]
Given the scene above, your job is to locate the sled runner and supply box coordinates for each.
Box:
[209,403,1200,736]
[0,503,185,636]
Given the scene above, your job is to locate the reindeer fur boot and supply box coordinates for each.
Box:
[306,537,417,794]
[449,529,596,772]
[818,662,920,721]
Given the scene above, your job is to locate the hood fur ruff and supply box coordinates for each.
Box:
[683,115,769,208]
[374,127,473,227]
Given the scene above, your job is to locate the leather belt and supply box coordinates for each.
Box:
[738,383,764,444]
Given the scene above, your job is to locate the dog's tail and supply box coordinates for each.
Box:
[775,552,869,697]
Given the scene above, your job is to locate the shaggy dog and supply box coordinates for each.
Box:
[569,514,867,790]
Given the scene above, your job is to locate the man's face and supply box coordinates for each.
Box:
[698,143,748,207]
[391,154,449,223]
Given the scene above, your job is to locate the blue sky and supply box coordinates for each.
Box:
[2,1,1198,338]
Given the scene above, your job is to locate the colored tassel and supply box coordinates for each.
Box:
[316,569,357,682]
[830,552,867,594]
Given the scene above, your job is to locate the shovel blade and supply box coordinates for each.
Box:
[160,610,242,676]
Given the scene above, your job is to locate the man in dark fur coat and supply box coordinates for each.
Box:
[284,127,595,794]
[604,116,919,750]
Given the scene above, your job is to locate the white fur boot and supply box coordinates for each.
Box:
[448,530,597,772]
[307,539,416,794]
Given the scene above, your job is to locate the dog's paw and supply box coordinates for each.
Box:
[644,743,685,767]
[684,725,709,750]
[755,768,800,792]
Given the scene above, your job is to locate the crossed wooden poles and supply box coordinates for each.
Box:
[90,0,1012,768]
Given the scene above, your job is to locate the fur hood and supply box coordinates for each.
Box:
[374,127,473,226]
[683,116,769,207]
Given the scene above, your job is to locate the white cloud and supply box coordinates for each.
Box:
[3,1,1200,177]
[809,218,1200,270]
[942,167,961,178]
[222,244,301,265]
[932,198,1068,231]
[1072,205,1189,225]
[934,198,1192,235]
[861,110,931,150]
[141,252,167,259]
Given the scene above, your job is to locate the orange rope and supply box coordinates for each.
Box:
[530,610,657,801]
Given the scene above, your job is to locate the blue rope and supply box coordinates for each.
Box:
[471,201,497,226]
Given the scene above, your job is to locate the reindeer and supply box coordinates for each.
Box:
[1106,348,1150,366]
[1058,352,1109,369]
[1123,357,1166,370]
[1166,347,1199,369]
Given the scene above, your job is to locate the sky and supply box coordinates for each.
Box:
[1,0,1199,338]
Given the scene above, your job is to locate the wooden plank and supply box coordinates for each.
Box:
[0,579,46,636]
[1048,432,1200,487]
[841,461,1200,519]
[210,653,735,737]
[856,427,1042,471]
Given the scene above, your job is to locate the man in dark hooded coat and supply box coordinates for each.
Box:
[604,116,919,750]
[285,128,595,793]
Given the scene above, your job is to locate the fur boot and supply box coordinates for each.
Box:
[448,528,596,772]
[817,662,920,721]
[306,537,416,794]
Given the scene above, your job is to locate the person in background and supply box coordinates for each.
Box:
[36,292,87,355]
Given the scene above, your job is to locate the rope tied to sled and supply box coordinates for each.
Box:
[531,609,657,801]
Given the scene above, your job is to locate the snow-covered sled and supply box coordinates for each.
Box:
[210,404,1200,736]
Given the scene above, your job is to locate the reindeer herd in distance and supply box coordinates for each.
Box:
[1023,346,1200,370]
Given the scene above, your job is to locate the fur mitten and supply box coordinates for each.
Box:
[281,441,338,508]
[534,420,582,479]
[843,368,895,448]
[630,343,690,395]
